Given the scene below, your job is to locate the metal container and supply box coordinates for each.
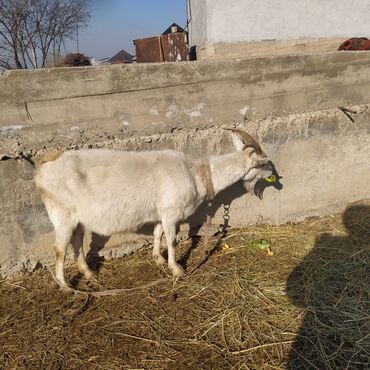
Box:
[134,33,189,63]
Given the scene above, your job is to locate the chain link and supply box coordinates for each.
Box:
[223,204,230,221]
[218,203,231,235]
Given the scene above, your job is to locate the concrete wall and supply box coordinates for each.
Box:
[187,0,208,48]
[1,52,370,277]
[196,38,345,61]
[188,0,370,59]
[189,0,370,45]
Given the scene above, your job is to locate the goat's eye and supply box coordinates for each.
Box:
[254,162,265,168]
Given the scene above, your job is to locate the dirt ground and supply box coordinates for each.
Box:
[0,201,369,370]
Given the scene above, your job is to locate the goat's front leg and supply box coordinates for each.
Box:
[162,219,184,277]
[153,223,166,266]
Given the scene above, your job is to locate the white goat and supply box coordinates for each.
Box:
[35,130,274,288]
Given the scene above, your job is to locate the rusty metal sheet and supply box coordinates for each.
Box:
[134,36,163,63]
[134,33,189,63]
[161,33,189,62]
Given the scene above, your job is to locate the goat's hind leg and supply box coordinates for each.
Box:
[153,223,166,266]
[53,219,76,288]
[44,198,77,288]
[71,224,95,280]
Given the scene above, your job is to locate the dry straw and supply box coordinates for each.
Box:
[0,201,369,369]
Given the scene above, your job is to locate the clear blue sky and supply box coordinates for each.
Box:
[66,0,187,59]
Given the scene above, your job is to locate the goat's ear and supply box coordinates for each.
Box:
[231,132,246,151]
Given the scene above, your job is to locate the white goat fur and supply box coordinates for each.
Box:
[35,132,273,287]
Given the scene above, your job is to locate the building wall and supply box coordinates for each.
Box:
[187,0,208,47]
[189,0,370,45]
[1,52,370,277]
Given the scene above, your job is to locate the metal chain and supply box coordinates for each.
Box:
[223,204,230,221]
[218,203,231,235]
[188,203,231,275]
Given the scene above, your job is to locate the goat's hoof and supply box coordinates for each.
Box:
[84,270,97,281]
[58,280,72,290]
[154,254,167,266]
[171,265,185,278]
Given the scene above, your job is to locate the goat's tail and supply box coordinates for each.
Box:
[37,149,64,167]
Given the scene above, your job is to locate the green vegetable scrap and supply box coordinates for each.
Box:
[249,239,270,250]
[264,175,276,183]
[247,239,274,256]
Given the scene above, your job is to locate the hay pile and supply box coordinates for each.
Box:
[0,202,369,369]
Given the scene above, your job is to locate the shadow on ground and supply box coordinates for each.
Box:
[286,204,370,369]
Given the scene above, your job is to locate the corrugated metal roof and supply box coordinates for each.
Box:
[109,49,134,63]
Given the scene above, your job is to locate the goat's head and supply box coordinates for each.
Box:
[227,128,274,193]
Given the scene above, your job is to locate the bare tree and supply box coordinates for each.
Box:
[0,0,91,69]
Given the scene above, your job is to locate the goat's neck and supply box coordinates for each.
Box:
[208,152,247,195]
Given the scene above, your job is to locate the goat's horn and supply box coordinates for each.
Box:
[226,128,264,155]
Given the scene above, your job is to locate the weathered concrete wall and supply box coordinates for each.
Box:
[187,0,208,49]
[1,52,370,277]
[189,0,370,45]
[196,39,345,61]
